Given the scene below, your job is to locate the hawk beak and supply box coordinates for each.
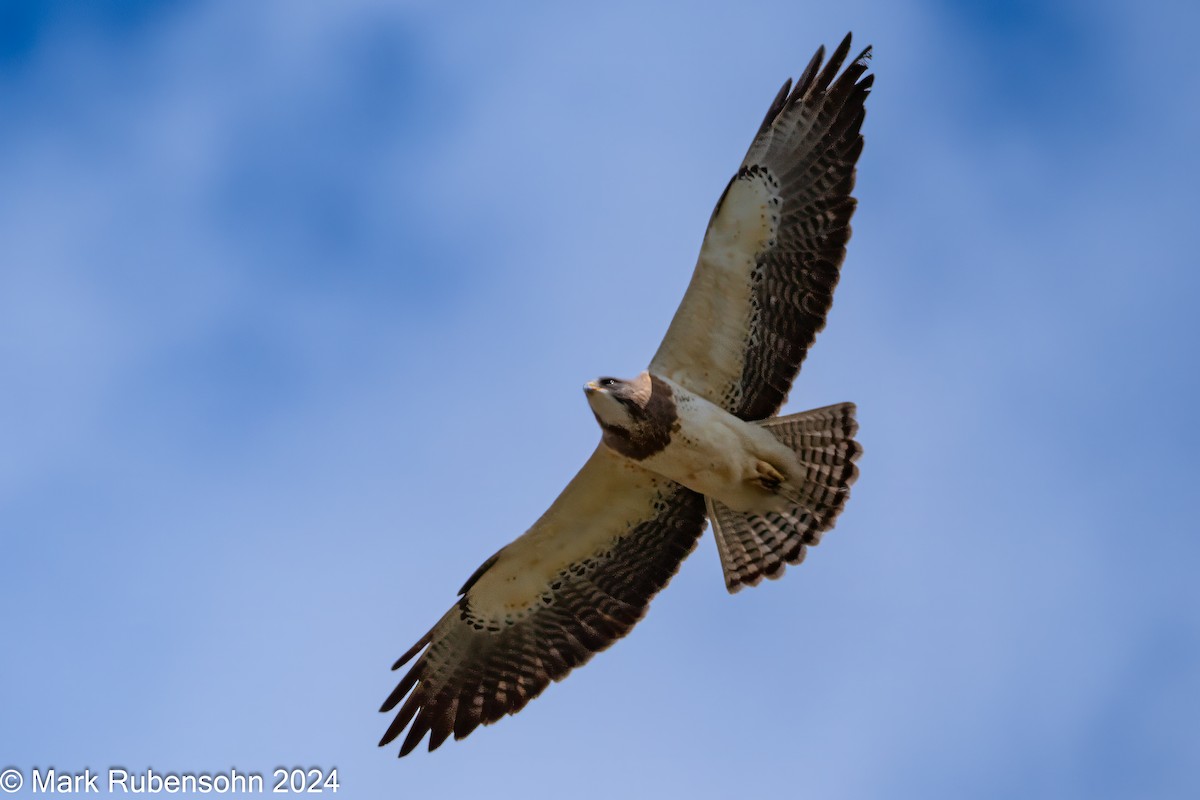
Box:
[584,381,600,395]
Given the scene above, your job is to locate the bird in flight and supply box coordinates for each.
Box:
[381,33,872,757]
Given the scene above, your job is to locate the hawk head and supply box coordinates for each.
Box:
[584,372,678,460]
[584,374,645,428]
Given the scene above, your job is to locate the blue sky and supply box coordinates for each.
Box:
[1,1,1196,798]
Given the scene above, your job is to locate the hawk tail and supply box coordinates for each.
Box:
[707,403,861,593]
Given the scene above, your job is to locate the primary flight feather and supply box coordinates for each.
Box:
[380,33,872,757]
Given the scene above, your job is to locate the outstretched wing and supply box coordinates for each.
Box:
[379,446,707,756]
[649,34,872,421]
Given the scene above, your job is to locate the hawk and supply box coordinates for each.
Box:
[381,34,872,756]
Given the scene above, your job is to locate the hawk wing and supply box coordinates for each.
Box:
[379,446,707,756]
[649,34,872,420]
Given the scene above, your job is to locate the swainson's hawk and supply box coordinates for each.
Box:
[381,33,871,756]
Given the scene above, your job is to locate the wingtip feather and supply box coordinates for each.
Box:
[398,710,432,757]
[816,34,854,91]
[391,630,433,671]
[794,44,825,100]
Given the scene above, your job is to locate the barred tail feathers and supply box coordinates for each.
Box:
[708,402,861,593]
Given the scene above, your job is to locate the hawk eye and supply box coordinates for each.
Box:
[599,378,618,388]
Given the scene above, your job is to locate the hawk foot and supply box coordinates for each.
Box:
[754,460,785,492]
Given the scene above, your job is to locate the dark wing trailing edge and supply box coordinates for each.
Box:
[650,33,872,420]
[379,448,707,756]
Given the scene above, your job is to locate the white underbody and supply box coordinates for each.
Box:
[635,375,800,513]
